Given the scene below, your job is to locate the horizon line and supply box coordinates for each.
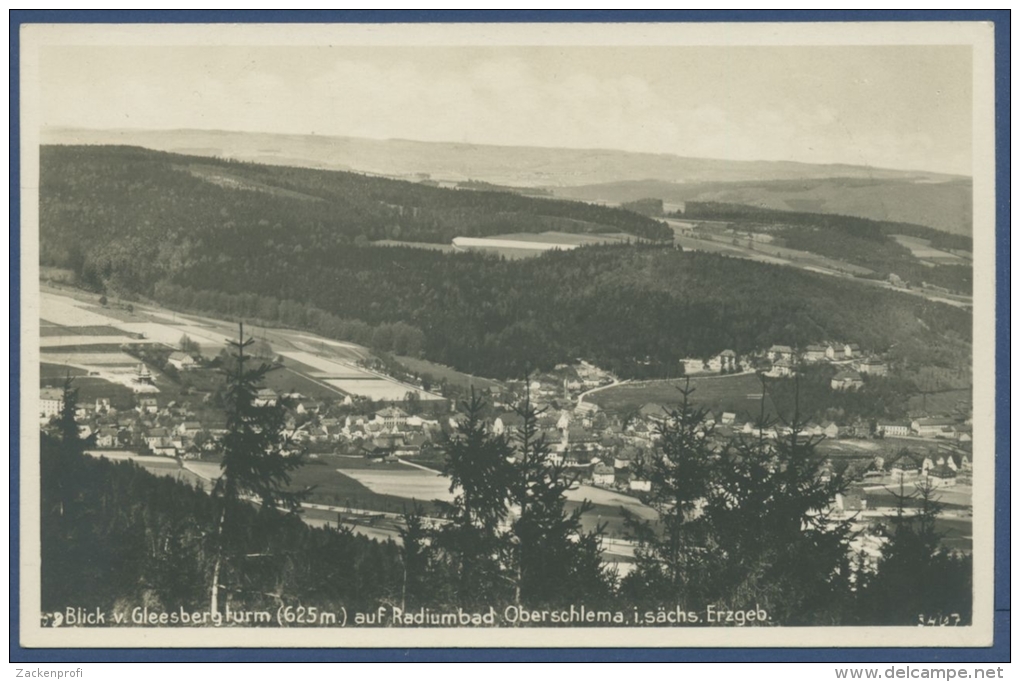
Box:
[40,125,971,180]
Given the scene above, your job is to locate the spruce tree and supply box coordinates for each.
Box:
[508,388,612,608]
[433,390,515,607]
[698,381,854,624]
[621,381,715,607]
[44,376,95,517]
[857,476,972,624]
[209,322,306,615]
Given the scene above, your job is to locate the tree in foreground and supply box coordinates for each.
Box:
[699,403,855,625]
[432,391,516,607]
[432,388,612,610]
[507,388,614,608]
[855,476,972,624]
[621,381,716,607]
[43,376,95,516]
[210,322,306,615]
[623,379,855,624]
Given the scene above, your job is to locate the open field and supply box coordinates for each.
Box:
[41,293,123,327]
[117,321,226,351]
[861,482,972,512]
[39,286,446,406]
[297,460,445,515]
[261,366,346,401]
[39,335,147,348]
[394,354,502,391]
[39,350,139,366]
[291,334,372,361]
[672,232,874,277]
[817,436,969,462]
[281,351,381,379]
[566,484,656,520]
[40,325,129,337]
[336,459,654,539]
[590,372,778,419]
[339,466,456,504]
[485,231,637,246]
[322,379,419,401]
[892,234,968,264]
[281,350,444,402]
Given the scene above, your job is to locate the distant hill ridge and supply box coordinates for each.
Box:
[44,127,971,236]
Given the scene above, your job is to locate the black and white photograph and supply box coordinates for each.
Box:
[17,19,998,649]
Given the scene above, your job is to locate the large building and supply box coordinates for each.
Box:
[912,417,956,438]
[40,387,64,419]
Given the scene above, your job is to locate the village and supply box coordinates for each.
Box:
[39,328,974,516]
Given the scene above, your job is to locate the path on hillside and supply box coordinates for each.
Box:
[576,379,630,409]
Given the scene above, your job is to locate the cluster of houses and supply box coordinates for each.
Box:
[39,387,221,459]
[866,448,972,489]
[632,402,843,443]
[666,341,889,381]
[764,341,887,379]
[561,360,615,391]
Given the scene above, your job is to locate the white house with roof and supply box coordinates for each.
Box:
[136,396,159,414]
[831,369,864,391]
[768,345,795,362]
[927,464,957,488]
[95,427,120,448]
[707,350,737,373]
[803,344,828,363]
[167,351,197,371]
[592,464,615,486]
[376,406,408,430]
[768,357,795,377]
[858,358,889,376]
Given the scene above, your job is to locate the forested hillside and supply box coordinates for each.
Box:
[682,202,973,294]
[552,176,973,236]
[40,145,669,270]
[40,145,971,380]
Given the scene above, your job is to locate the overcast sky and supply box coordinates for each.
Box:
[38,44,973,175]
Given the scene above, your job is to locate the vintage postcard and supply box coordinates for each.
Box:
[17,20,997,649]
